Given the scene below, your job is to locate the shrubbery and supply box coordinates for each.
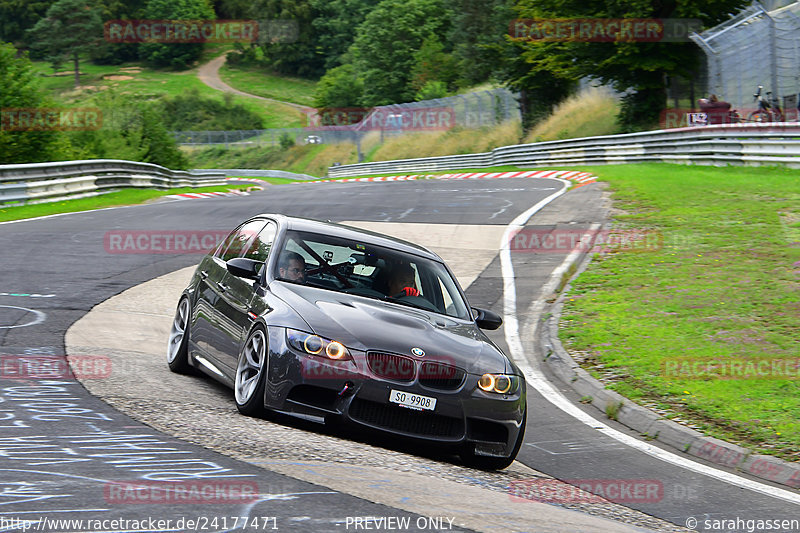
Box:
[158,89,265,131]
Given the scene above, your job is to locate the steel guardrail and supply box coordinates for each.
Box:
[326,123,800,177]
[0,159,228,205]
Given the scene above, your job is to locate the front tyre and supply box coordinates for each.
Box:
[460,408,527,470]
[167,297,192,374]
[235,326,268,416]
[747,110,770,123]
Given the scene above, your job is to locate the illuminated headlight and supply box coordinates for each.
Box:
[286,329,351,361]
[478,373,520,394]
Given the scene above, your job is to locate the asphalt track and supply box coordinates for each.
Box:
[0,177,798,532]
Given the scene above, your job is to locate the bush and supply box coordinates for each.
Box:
[415,81,448,101]
[158,89,265,131]
[63,91,188,169]
[278,133,295,149]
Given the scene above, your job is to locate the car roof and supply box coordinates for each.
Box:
[254,214,442,261]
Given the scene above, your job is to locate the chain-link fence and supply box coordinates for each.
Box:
[690,1,800,120]
[172,128,360,147]
[354,88,520,131]
[172,88,521,148]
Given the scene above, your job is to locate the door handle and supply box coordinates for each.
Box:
[218,283,230,292]
[200,270,209,279]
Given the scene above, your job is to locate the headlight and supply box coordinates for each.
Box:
[478,373,520,394]
[286,329,351,361]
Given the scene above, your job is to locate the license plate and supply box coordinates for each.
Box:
[389,389,436,411]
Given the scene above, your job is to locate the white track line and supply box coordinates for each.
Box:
[500,179,800,506]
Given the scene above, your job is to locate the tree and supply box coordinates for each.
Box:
[313,64,364,109]
[449,0,514,87]
[0,0,54,45]
[410,35,458,93]
[493,37,575,132]
[212,0,251,18]
[140,0,215,69]
[26,0,104,87]
[310,0,380,70]
[89,0,148,65]
[248,0,324,78]
[350,0,453,106]
[511,0,750,131]
[0,42,66,164]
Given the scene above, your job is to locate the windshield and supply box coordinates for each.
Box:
[274,229,470,320]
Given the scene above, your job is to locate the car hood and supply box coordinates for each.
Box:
[270,283,509,374]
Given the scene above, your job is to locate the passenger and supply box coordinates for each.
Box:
[387,263,419,297]
[278,251,306,283]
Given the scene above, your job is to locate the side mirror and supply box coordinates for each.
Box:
[473,307,503,330]
[226,258,262,281]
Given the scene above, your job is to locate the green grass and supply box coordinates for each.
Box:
[0,185,250,222]
[558,163,800,460]
[219,63,317,107]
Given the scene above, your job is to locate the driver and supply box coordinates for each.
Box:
[278,251,306,283]
[387,263,419,297]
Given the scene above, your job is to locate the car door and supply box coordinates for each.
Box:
[189,230,240,362]
[210,220,276,376]
[194,219,267,375]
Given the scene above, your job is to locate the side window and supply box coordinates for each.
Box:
[214,228,240,259]
[438,278,454,314]
[218,220,267,262]
[243,222,276,262]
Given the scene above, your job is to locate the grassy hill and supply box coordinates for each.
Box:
[30,49,307,129]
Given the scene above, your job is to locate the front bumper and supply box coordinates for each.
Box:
[264,326,526,457]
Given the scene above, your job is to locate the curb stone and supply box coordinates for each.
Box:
[538,248,800,491]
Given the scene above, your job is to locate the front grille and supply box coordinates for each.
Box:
[349,398,464,438]
[419,362,466,390]
[366,352,416,382]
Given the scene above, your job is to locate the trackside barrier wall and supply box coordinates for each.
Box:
[326,123,800,177]
[0,159,227,205]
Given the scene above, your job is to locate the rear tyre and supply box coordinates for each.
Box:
[460,408,527,470]
[167,297,192,374]
[235,326,268,417]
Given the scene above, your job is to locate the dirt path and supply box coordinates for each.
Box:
[197,53,316,114]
